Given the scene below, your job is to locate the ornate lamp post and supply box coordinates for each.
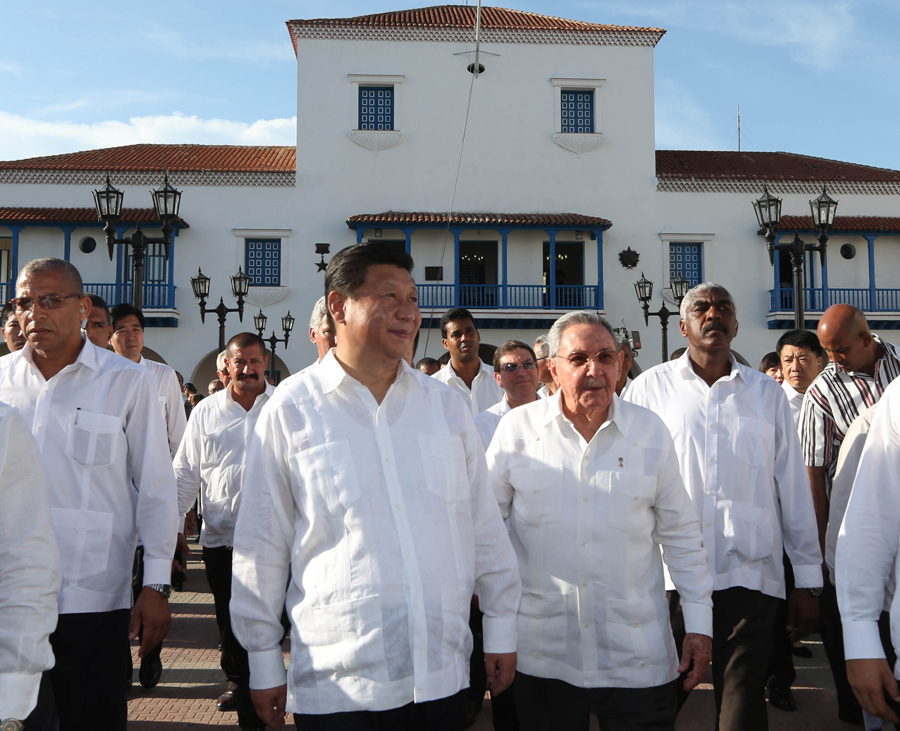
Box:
[92,173,182,310]
[254,308,295,384]
[190,267,250,352]
[634,272,691,363]
[753,184,838,329]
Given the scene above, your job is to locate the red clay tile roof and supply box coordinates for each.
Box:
[347,212,612,227]
[290,6,663,33]
[0,207,189,227]
[656,150,900,182]
[776,216,900,233]
[0,144,295,173]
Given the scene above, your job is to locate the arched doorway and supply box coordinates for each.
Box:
[191,348,290,390]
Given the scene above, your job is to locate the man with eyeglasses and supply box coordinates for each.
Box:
[474,340,540,450]
[0,257,178,731]
[487,311,713,730]
[625,283,822,731]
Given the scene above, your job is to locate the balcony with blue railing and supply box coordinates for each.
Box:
[0,281,176,311]
[769,287,900,313]
[417,283,600,310]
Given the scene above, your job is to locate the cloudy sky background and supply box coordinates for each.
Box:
[2,0,897,169]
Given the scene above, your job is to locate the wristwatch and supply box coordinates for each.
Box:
[147,583,172,599]
[1,719,24,731]
[805,586,823,597]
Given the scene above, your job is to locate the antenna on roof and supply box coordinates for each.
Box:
[737,105,741,152]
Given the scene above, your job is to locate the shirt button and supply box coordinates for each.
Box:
[396,504,401,509]
[582,542,587,547]
[584,622,590,628]
[37,425,43,431]
[582,582,588,588]
[583,497,588,502]
[640,662,646,667]
[406,553,411,558]
[385,458,391,464]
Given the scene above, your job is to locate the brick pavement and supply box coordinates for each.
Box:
[127,542,865,730]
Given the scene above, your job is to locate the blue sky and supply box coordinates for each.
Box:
[2,1,898,169]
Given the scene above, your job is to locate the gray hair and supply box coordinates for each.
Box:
[17,257,83,292]
[309,296,328,331]
[547,311,620,357]
[533,333,549,359]
[679,282,736,320]
[216,350,227,372]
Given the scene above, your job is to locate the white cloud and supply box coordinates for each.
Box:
[0,60,23,76]
[0,112,296,161]
[572,0,857,70]
[654,78,727,150]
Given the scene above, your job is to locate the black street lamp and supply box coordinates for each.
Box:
[634,272,691,363]
[254,308,295,384]
[92,173,182,310]
[753,184,838,329]
[190,267,250,352]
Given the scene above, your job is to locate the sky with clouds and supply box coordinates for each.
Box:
[2,0,898,169]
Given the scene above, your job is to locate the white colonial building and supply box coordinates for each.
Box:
[2,5,900,382]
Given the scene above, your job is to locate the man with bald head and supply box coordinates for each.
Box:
[800,304,900,722]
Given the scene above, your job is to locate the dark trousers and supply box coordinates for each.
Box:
[468,603,518,730]
[766,555,797,690]
[511,672,677,731]
[203,545,263,729]
[820,580,863,718]
[671,587,779,731]
[49,609,131,731]
[293,689,467,731]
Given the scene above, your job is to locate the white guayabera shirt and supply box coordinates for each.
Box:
[0,337,179,614]
[432,359,504,416]
[487,394,713,688]
[474,396,511,450]
[139,356,187,458]
[0,403,61,721]
[174,381,276,547]
[626,351,823,597]
[230,350,521,715]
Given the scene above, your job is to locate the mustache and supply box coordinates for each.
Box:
[237,373,259,380]
[702,321,727,335]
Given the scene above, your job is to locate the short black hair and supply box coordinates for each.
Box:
[226,332,268,355]
[325,243,414,303]
[109,303,145,330]
[776,329,823,359]
[492,340,536,373]
[88,294,110,321]
[1,301,15,326]
[416,357,439,370]
[183,382,197,395]
[440,307,476,338]
[759,351,780,373]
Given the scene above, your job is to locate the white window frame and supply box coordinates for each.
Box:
[551,78,605,134]
[348,74,405,132]
[233,228,293,287]
[658,232,715,304]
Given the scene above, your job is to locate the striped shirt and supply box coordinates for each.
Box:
[800,334,900,479]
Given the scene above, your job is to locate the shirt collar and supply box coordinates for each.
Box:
[318,348,414,395]
[539,389,623,437]
[23,331,97,372]
[678,348,745,383]
[781,380,804,401]
[446,359,491,382]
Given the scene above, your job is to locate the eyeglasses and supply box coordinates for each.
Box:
[558,350,619,369]
[499,361,537,375]
[10,293,83,312]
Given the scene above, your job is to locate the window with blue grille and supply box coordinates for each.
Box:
[359,86,394,131]
[669,243,702,287]
[124,243,167,283]
[246,239,281,286]
[561,90,594,133]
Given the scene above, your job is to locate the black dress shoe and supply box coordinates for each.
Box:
[791,643,813,659]
[218,681,239,712]
[768,685,797,712]
[139,655,163,689]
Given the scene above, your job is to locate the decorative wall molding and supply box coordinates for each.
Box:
[350,130,403,154]
[0,169,295,187]
[289,25,664,47]
[657,178,900,196]
[245,287,289,308]
[553,133,605,157]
